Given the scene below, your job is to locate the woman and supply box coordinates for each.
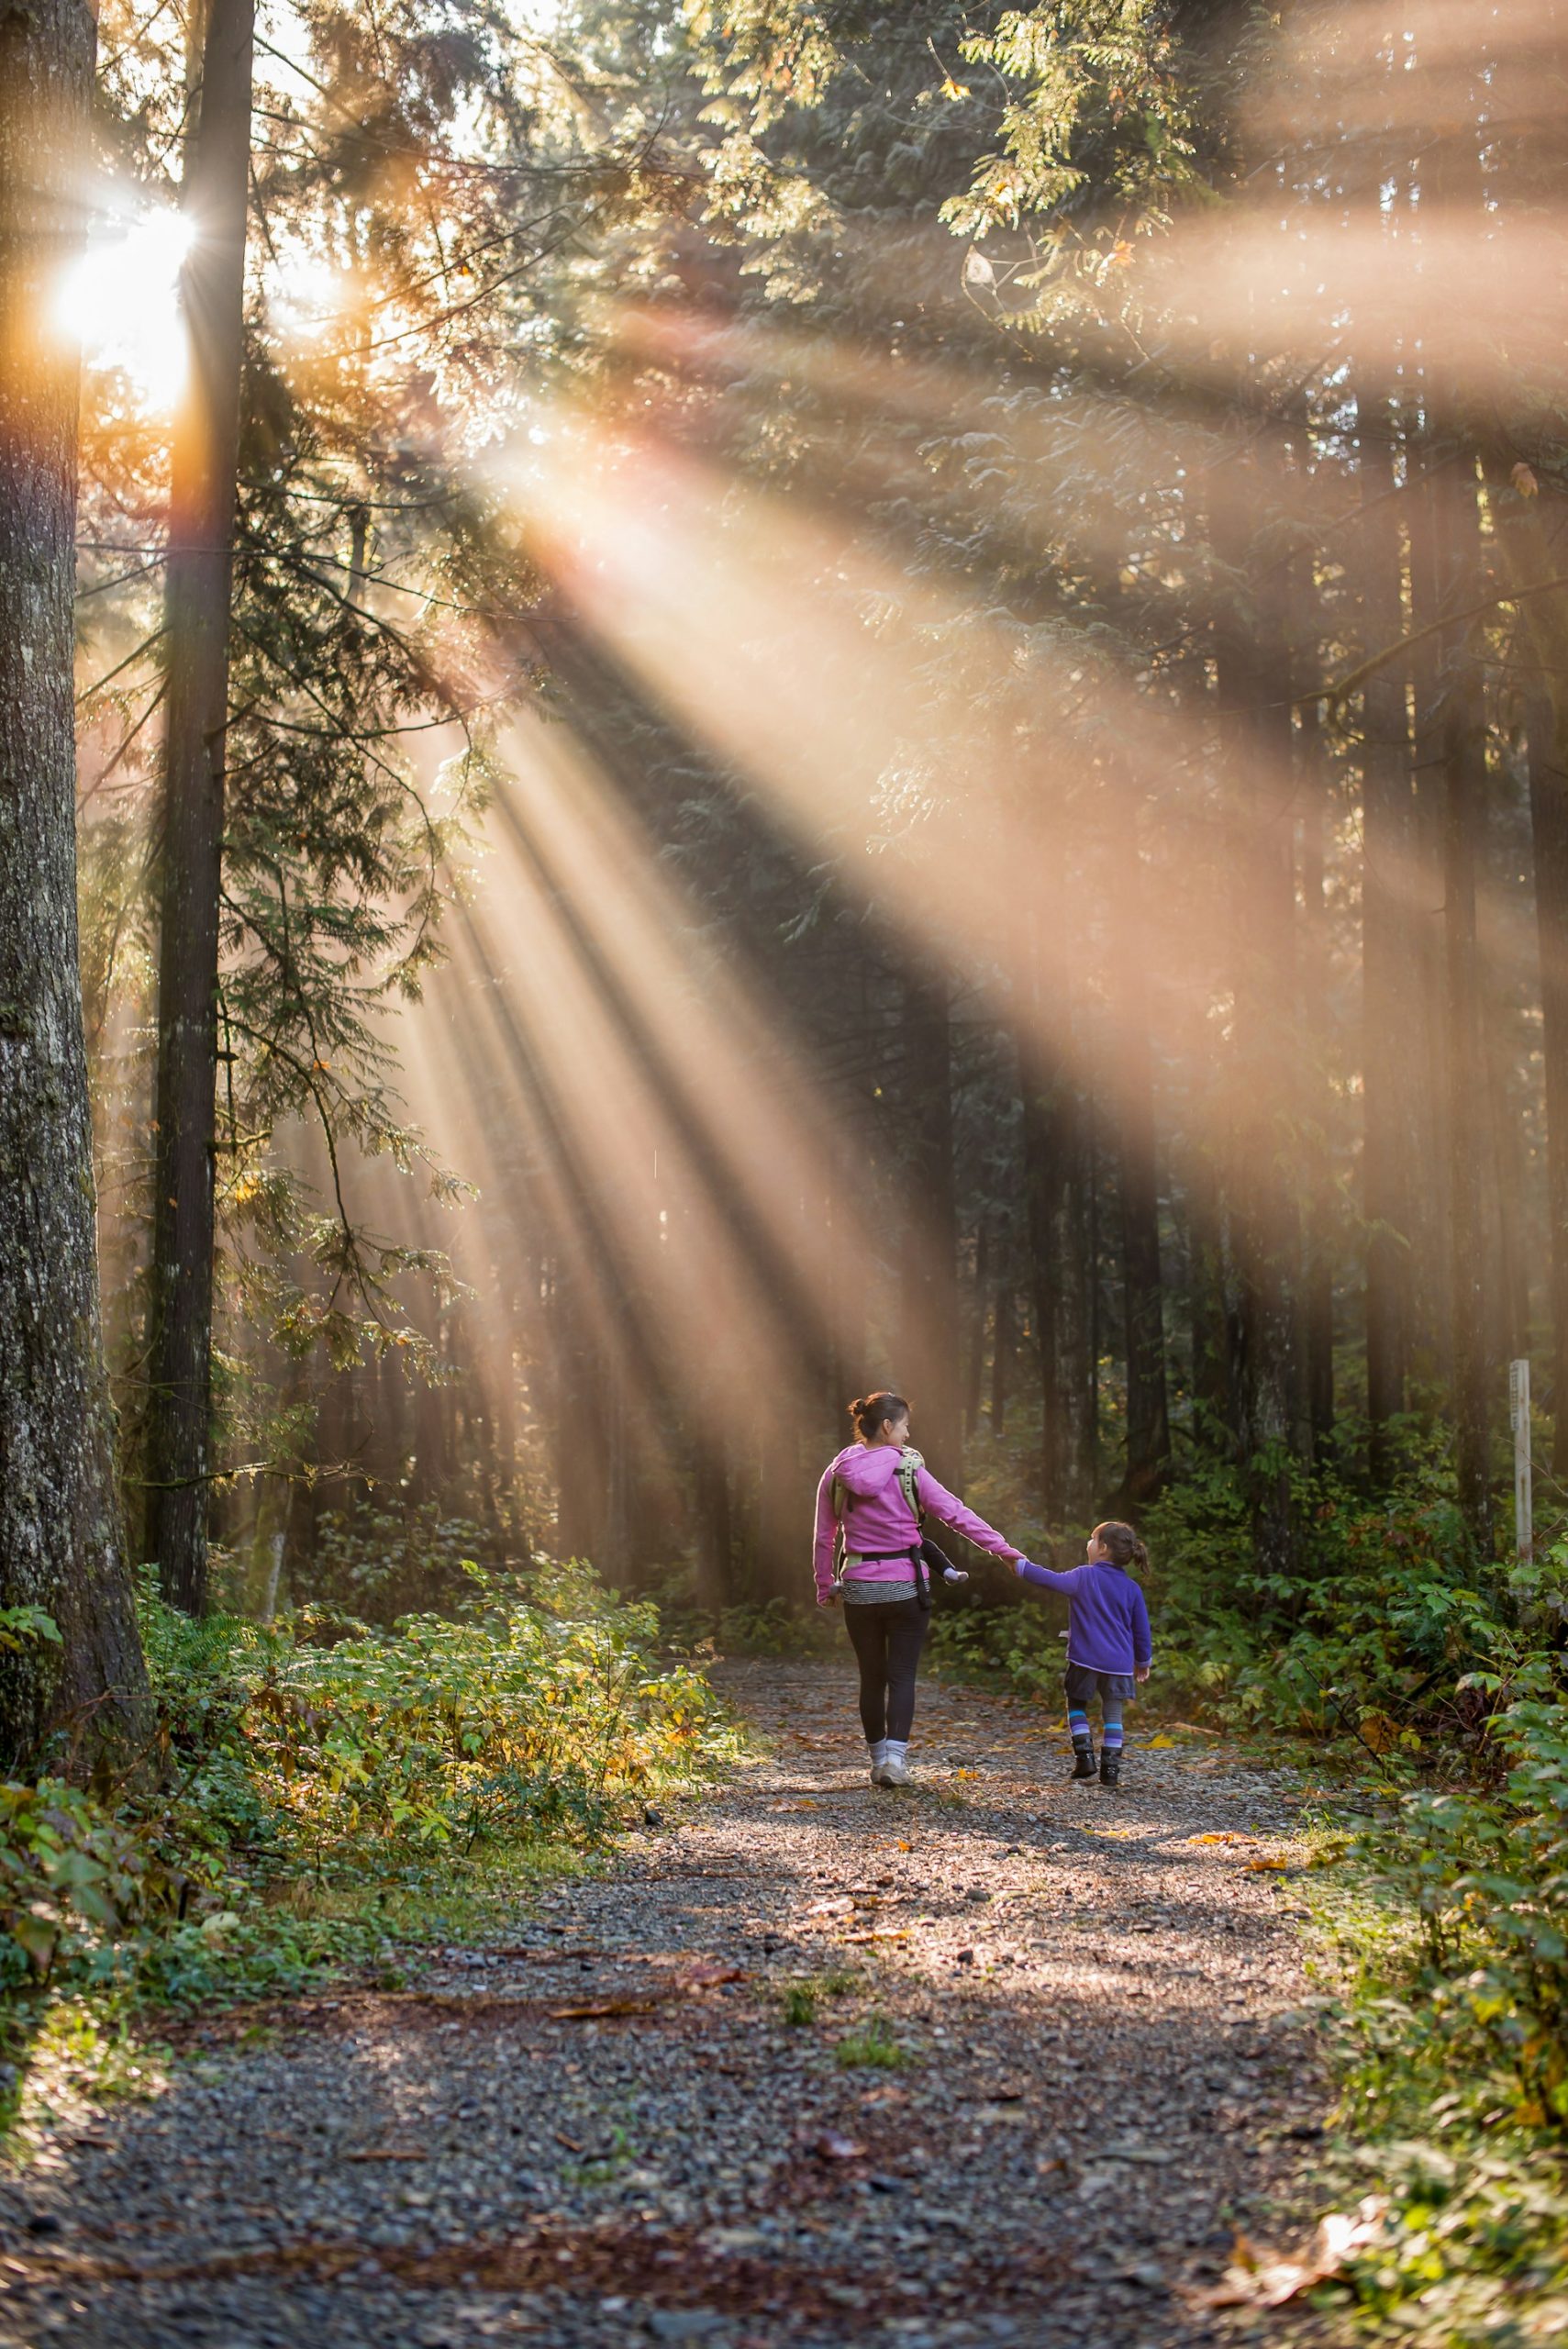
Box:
[814,1390,1023,1786]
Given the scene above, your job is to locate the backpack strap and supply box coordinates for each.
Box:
[896,1447,927,1530]
[830,1474,849,1586]
[897,1450,933,1609]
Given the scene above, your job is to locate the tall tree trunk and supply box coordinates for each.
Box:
[1211,447,1304,1573]
[1404,432,1456,1382]
[693,1437,731,1611]
[1021,1047,1094,1521]
[1430,434,1495,1553]
[897,956,962,1479]
[990,1272,1014,1436]
[1296,698,1335,1456]
[0,0,149,1764]
[144,0,255,1613]
[1486,487,1568,1477]
[1356,386,1417,1475]
[1019,1048,1062,1518]
[1528,697,1568,1475]
[962,1220,989,1443]
[1110,796,1171,1503]
[1184,1145,1230,1431]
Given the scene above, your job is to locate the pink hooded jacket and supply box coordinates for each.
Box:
[813,1444,1020,1601]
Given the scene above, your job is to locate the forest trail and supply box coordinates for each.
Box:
[0,1662,1335,2349]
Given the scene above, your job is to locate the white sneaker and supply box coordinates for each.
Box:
[877,1757,912,1787]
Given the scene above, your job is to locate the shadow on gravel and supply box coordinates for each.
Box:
[0,1662,1327,2349]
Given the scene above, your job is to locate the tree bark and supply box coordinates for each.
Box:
[1109,795,1171,1502]
[962,1220,989,1444]
[1430,435,1496,1553]
[144,0,255,1613]
[990,1272,1014,1436]
[897,956,962,1480]
[1210,445,1304,1573]
[0,0,150,1765]
[1528,698,1568,1475]
[1355,386,1417,1474]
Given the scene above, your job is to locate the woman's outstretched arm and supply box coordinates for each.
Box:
[813,1466,840,1602]
[914,1466,1021,1561]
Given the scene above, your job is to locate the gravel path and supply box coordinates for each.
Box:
[0,1661,1333,2349]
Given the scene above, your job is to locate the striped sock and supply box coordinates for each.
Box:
[1102,1722,1125,1751]
[1068,1709,1093,1752]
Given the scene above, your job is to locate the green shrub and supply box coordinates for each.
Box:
[0,1561,736,2007]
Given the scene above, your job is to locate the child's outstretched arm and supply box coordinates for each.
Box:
[1012,1558,1084,1595]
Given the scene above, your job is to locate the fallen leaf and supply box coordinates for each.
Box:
[813,2132,865,2161]
[1186,2203,1387,2311]
[1246,1856,1290,1873]
[1148,1734,1175,1750]
[342,2148,428,2164]
[805,1897,855,1918]
[1187,1831,1257,1847]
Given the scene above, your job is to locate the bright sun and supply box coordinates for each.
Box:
[55,205,192,406]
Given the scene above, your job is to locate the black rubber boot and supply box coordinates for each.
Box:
[1099,1749,1122,1787]
[1069,1746,1097,1782]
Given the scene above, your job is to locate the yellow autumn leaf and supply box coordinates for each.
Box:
[1246,1856,1290,1873]
[1148,1734,1175,1750]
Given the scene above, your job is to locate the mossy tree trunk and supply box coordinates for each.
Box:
[0,0,150,1767]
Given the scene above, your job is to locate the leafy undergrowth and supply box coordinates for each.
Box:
[1272,1682,1568,2348]
[932,1434,1568,2349]
[0,1556,739,2151]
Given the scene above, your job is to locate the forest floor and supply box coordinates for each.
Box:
[0,1660,1341,2349]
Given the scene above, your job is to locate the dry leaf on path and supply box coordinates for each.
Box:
[813,2132,865,2161]
[341,2147,428,2163]
[1185,2203,1386,2310]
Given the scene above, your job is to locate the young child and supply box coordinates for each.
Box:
[1012,1522,1152,1787]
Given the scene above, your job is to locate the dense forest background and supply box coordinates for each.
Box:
[4,11,1568,2330]
[22,0,1568,1633]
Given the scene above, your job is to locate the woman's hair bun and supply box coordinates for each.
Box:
[848,1389,911,1439]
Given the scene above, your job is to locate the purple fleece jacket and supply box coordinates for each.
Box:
[1015,1558,1153,1676]
[813,1445,1019,1601]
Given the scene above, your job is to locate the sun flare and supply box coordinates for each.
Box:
[54,203,191,405]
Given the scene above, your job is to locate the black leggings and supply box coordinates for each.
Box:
[843,1598,929,1743]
